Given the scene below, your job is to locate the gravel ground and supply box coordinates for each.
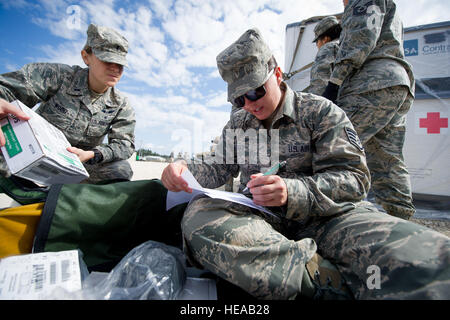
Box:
[410,218,450,237]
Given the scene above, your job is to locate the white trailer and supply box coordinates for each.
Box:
[284,17,450,202]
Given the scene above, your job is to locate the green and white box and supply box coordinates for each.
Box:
[0,100,89,185]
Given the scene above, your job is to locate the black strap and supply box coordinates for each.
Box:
[32,184,63,253]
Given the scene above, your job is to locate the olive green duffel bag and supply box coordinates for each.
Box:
[0,176,187,271]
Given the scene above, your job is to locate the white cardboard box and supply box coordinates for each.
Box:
[0,100,89,185]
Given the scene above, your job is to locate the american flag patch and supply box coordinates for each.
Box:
[345,127,364,151]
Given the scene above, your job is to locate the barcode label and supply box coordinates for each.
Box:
[8,273,17,293]
[0,250,82,299]
[32,264,45,291]
[36,163,59,176]
[50,262,56,285]
[61,260,70,282]
[25,162,59,181]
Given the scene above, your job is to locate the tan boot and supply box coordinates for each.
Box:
[302,253,353,300]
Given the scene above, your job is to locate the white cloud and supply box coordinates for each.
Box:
[124,89,230,154]
[0,0,30,9]
[395,0,450,27]
[205,91,228,108]
[4,63,19,72]
[81,0,123,30]
[28,0,450,87]
[147,0,175,20]
[39,41,86,66]
[31,0,87,40]
[13,0,450,154]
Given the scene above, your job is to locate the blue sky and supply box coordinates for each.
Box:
[1,0,449,156]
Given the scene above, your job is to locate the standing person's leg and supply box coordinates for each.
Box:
[364,91,415,219]
[311,201,450,299]
[337,87,415,219]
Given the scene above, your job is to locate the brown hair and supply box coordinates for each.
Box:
[83,46,93,54]
[318,24,342,42]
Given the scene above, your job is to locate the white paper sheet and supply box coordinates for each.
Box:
[166,169,279,218]
[0,250,82,300]
[166,169,205,210]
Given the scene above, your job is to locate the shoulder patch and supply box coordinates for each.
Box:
[345,127,364,151]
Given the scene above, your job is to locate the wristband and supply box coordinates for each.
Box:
[322,82,340,103]
[86,149,103,165]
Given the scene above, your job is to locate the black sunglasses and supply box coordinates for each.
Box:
[233,68,275,108]
[234,85,267,108]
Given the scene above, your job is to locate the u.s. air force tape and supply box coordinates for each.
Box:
[345,127,364,151]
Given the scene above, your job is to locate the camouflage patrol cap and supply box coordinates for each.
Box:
[84,24,128,66]
[313,16,339,42]
[216,28,273,103]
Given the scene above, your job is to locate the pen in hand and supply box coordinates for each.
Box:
[242,160,287,193]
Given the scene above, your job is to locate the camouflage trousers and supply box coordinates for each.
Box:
[84,159,133,183]
[182,197,450,300]
[337,86,415,219]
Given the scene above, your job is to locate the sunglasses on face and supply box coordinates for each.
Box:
[234,85,267,108]
[233,68,275,108]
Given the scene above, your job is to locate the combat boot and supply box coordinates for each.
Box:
[301,253,353,300]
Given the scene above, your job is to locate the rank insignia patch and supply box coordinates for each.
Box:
[345,127,364,151]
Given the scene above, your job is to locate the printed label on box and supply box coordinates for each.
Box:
[1,119,22,157]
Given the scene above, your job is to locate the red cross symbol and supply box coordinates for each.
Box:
[419,112,448,134]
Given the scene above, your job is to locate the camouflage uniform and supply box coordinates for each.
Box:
[181,28,450,300]
[307,39,339,96]
[306,16,340,95]
[0,24,135,183]
[329,0,415,219]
